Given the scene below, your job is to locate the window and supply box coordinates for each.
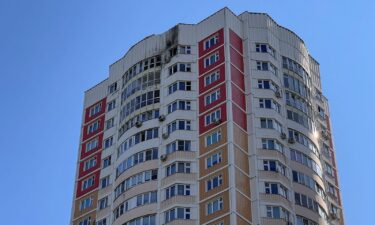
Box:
[263,160,287,176]
[80,197,93,211]
[283,74,309,98]
[292,170,325,199]
[105,118,114,130]
[206,175,223,191]
[206,152,222,168]
[108,82,117,94]
[116,148,158,177]
[325,162,334,177]
[164,207,191,223]
[260,118,282,132]
[123,215,156,225]
[82,176,94,190]
[87,120,100,134]
[257,79,278,91]
[205,130,221,146]
[104,136,113,149]
[168,81,192,94]
[107,100,116,111]
[89,103,102,117]
[165,184,191,199]
[204,34,219,50]
[166,162,191,176]
[259,99,281,113]
[327,182,337,197]
[114,169,158,199]
[78,217,91,225]
[286,109,311,130]
[167,100,191,114]
[121,71,161,103]
[84,157,97,171]
[179,45,191,54]
[256,61,277,75]
[205,89,220,105]
[255,43,275,57]
[167,120,191,134]
[264,182,288,198]
[204,52,220,68]
[207,197,223,215]
[296,215,318,225]
[166,140,191,154]
[118,109,160,137]
[205,109,221,126]
[288,129,318,155]
[119,90,160,120]
[168,63,191,75]
[114,192,157,220]
[261,138,284,153]
[295,192,323,213]
[102,156,111,169]
[97,218,107,225]
[100,176,110,189]
[85,138,98,152]
[204,70,220,86]
[290,149,322,177]
[118,128,159,157]
[98,196,108,210]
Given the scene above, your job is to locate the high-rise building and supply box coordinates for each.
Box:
[70,8,344,225]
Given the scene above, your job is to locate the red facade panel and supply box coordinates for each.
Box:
[198,29,224,58]
[78,151,102,179]
[199,46,225,75]
[199,103,227,134]
[84,98,106,124]
[231,84,246,111]
[199,84,226,114]
[82,115,105,142]
[230,47,244,72]
[229,29,243,54]
[199,64,226,95]
[80,134,103,160]
[76,170,100,198]
[230,65,245,91]
[232,104,247,131]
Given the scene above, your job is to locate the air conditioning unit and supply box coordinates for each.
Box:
[288,138,295,144]
[275,90,282,98]
[162,133,169,139]
[160,154,168,161]
[280,132,287,140]
[159,115,166,122]
[135,121,143,128]
[213,118,222,125]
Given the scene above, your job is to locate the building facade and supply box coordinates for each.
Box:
[70,8,344,225]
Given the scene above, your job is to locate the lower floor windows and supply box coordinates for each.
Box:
[207,197,223,215]
[296,215,318,225]
[205,130,222,146]
[98,196,108,210]
[165,184,191,199]
[164,207,191,223]
[78,217,91,225]
[166,162,191,176]
[79,197,93,211]
[264,182,288,199]
[206,174,223,191]
[265,206,290,221]
[123,214,156,225]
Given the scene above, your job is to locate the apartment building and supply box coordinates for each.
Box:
[70,8,344,225]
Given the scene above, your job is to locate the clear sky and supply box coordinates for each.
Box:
[0,0,373,224]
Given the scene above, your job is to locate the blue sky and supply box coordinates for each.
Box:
[0,0,373,224]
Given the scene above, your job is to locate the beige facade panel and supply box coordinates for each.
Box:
[236,191,252,222]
